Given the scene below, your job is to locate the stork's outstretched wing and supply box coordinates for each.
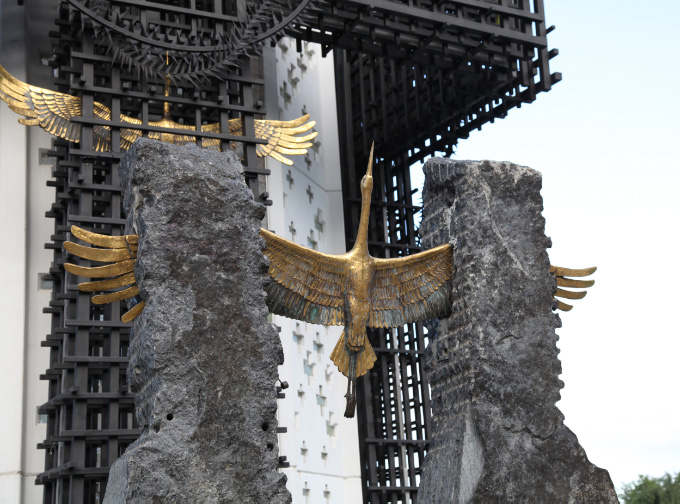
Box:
[63,226,144,323]
[550,265,596,312]
[221,115,318,165]
[369,244,453,327]
[0,64,143,151]
[260,228,347,325]
[0,64,81,141]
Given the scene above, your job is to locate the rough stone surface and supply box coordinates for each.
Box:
[104,139,290,503]
[417,158,617,504]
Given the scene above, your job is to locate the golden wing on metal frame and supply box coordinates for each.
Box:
[260,228,347,325]
[221,115,318,165]
[63,226,145,323]
[549,265,596,312]
[0,64,81,141]
[0,64,316,162]
[117,114,317,160]
[370,244,453,327]
[0,64,143,151]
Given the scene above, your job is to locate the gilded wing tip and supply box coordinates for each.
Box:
[549,265,597,277]
[0,65,90,145]
[253,113,318,163]
[18,118,39,126]
[556,300,573,312]
[268,150,294,165]
[64,226,145,321]
[121,302,145,323]
[550,264,596,312]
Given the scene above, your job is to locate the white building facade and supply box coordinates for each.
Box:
[1,1,59,502]
[264,40,363,503]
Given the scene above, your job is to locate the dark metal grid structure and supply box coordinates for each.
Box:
[308,0,560,163]
[36,2,268,502]
[326,1,558,501]
[31,0,556,501]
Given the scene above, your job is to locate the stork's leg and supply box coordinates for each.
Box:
[344,350,358,418]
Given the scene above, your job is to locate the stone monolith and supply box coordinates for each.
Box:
[103,139,290,503]
[418,158,617,503]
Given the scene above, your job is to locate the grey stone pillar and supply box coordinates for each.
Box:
[418,159,617,503]
[104,139,290,503]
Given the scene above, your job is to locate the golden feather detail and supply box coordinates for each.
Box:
[261,226,455,378]
[63,226,598,322]
[549,265,596,312]
[260,143,456,417]
[0,64,316,165]
[63,226,144,324]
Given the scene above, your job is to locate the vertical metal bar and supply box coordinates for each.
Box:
[532,0,552,91]
[393,349,409,500]
[241,59,261,201]
[108,53,123,481]
[357,54,369,156]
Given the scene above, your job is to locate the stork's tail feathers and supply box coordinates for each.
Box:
[329,330,377,378]
[330,330,377,418]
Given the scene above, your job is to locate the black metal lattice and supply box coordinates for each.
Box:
[33,0,556,502]
[36,2,267,501]
[329,2,557,501]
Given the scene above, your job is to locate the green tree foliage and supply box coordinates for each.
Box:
[620,472,680,504]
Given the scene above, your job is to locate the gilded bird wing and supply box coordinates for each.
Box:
[146,117,197,146]
[254,114,317,165]
[63,225,144,323]
[550,265,596,311]
[0,63,83,142]
[90,111,144,152]
[369,244,453,328]
[0,64,122,151]
[202,114,317,164]
[117,114,143,151]
[200,122,221,151]
[260,228,346,326]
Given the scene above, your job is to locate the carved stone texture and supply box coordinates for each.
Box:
[418,159,617,504]
[104,139,290,503]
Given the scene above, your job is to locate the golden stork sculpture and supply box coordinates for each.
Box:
[0,64,316,165]
[261,144,453,417]
[63,144,597,418]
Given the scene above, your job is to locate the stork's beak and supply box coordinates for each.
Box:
[366,141,374,177]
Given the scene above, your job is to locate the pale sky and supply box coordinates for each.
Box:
[412,0,680,492]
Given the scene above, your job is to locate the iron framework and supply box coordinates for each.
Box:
[322,1,558,501]
[32,0,557,502]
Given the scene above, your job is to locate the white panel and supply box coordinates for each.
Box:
[267,38,361,501]
[0,4,29,501]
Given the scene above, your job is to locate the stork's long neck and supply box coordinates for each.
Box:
[354,187,371,253]
[352,143,375,254]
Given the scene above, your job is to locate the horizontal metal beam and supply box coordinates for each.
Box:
[70,117,268,144]
[109,0,239,23]
[326,0,547,47]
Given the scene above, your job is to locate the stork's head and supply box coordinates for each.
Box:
[360,142,375,196]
